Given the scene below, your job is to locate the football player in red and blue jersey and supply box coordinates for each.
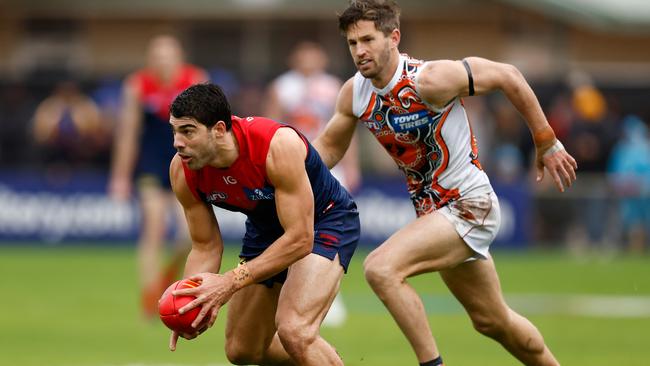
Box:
[166,83,359,366]
[313,1,577,366]
[108,35,208,319]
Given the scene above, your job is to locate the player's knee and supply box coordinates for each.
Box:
[276,319,318,355]
[363,252,397,290]
[470,311,507,339]
[225,338,262,365]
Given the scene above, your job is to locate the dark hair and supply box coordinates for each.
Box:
[170,83,232,129]
[338,0,401,36]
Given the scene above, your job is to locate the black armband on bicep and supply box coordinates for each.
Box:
[462,59,475,96]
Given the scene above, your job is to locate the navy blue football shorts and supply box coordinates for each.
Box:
[239,200,360,288]
[135,116,176,189]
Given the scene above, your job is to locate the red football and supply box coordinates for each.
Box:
[158,279,202,334]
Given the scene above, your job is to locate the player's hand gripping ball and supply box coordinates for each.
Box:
[158,279,201,334]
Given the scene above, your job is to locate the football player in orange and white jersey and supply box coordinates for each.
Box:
[313,1,577,366]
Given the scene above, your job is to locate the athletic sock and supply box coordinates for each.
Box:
[419,356,443,366]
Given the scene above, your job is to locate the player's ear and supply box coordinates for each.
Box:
[212,120,227,136]
[390,28,401,49]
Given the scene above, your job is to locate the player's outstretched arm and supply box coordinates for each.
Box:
[418,57,577,192]
[313,78,358,169]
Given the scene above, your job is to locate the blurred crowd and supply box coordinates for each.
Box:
[0,36,648,253]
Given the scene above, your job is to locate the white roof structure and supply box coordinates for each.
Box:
[499,0,650,32]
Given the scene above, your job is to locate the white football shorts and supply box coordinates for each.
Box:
[438,191,501,260]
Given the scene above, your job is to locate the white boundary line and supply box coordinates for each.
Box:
[506,294,650,317]
[348,294,650,317]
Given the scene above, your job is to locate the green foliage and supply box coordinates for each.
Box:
[0,245,649,366]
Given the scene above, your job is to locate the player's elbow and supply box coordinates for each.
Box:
[315,136,348,169]
[313,139,335,169]
[500,63,525,91]
[287,230,314,260]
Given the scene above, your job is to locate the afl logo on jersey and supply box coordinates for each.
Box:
[206,191,228,203]
[363,120,382,131]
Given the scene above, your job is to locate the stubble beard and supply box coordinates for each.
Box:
[184,146,210,170]
[358,43,391,81]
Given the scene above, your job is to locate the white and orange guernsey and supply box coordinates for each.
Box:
[352,54,493,217]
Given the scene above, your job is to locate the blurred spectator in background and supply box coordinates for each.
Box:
[489,95,534,169]
[492,144,526,185]
[264,41,361,193]
[563,71,618,249]
[235,80,265,117]
[92,76,123,144]
[108,34,208,319]
[32,80,107,172]
[263,40,361,327]
[565,70,617,172]
[0,81,39,168]
[207,66,240,100]
[607,115,650,253]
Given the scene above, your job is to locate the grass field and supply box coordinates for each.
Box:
[1,244,649,366]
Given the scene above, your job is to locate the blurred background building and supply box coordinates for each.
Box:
[1,0,649,252]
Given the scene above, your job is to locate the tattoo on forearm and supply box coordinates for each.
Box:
[234,263,251,284]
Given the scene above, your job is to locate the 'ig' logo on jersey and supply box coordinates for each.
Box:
[223,176,237,185]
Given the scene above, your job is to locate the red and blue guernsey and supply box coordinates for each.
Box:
[130,64,205,187]
[181,116,360,275]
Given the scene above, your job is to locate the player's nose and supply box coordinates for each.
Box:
[355,44,368,58]
[173,135,185,149]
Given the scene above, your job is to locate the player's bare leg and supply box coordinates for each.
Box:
[440,258,559,365]
[225,283,294,365]
[137,181,169,318]
[161,195,192,285]
[363,211,472,363]
[364,209,559,365]
[276,253,344,366]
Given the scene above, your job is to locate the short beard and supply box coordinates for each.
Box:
[185,159,201,170]
[358,41,391,80]
[359,68,378,79]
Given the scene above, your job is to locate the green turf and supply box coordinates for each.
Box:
[1,244,649,366]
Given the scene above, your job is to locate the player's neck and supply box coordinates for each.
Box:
[370,51,400,90]
[209,131,239,169]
